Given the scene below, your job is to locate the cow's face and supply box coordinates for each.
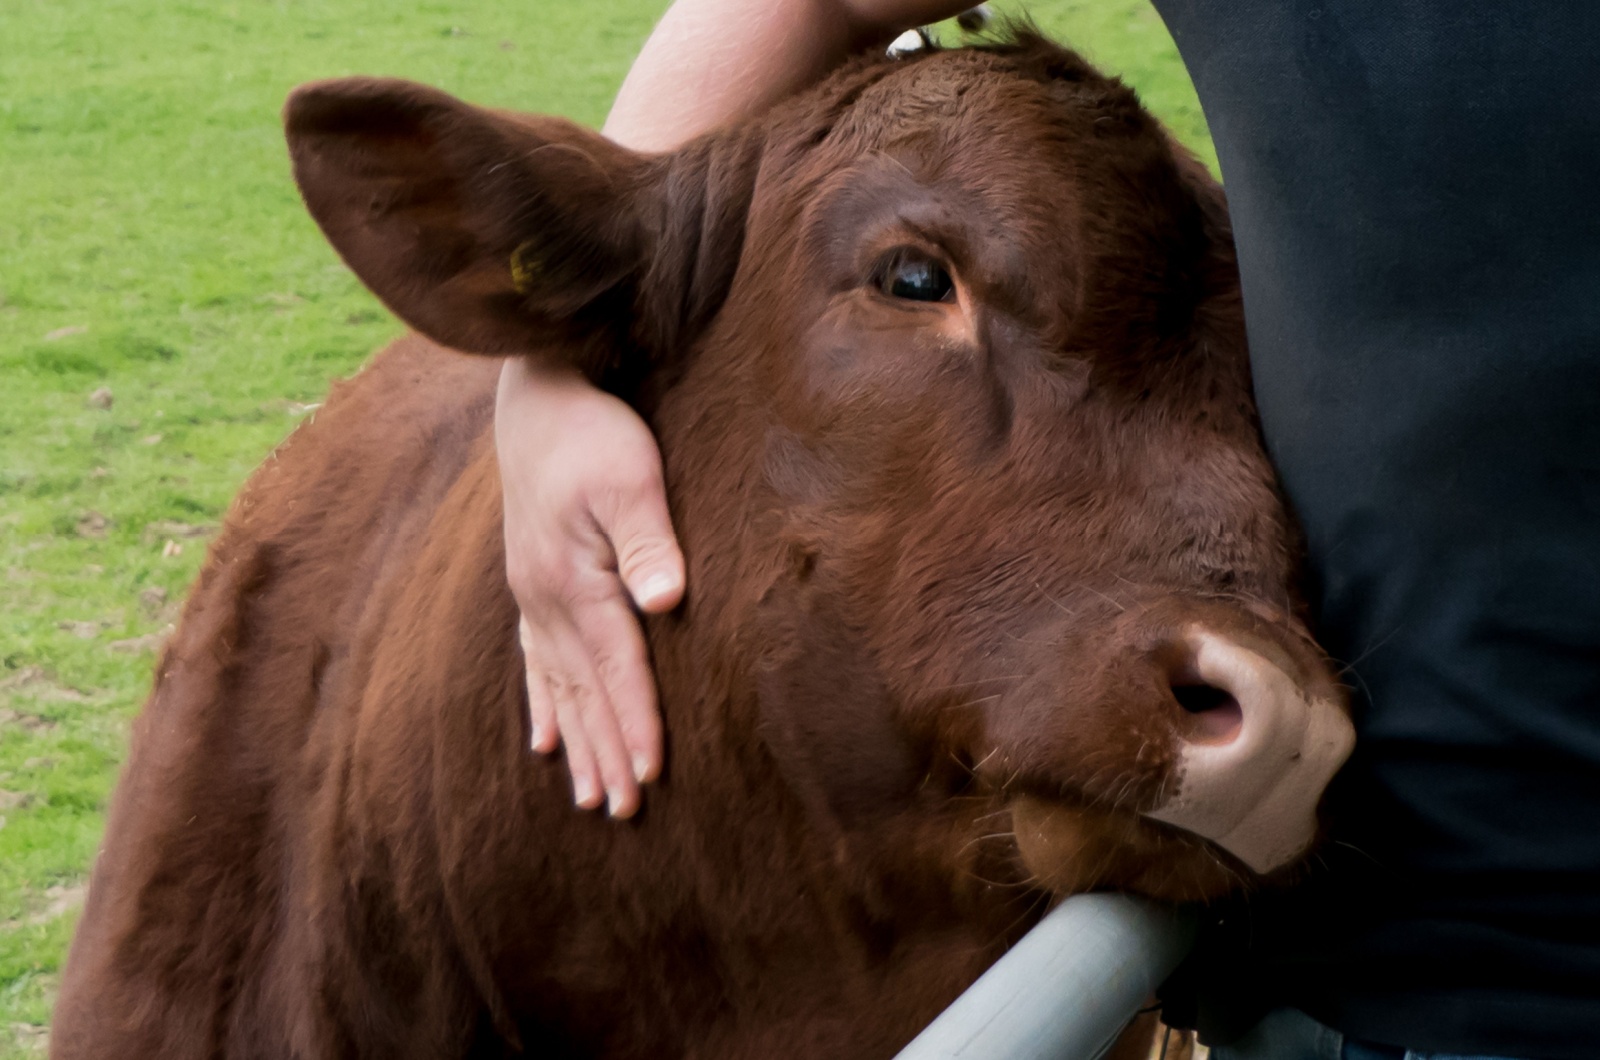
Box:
[287,36,1352,905]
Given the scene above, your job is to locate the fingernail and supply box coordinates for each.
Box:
[632,753,651,783]
[574,775,598,808]
[632,572,679,610]
[529,723,544,751]
[606,789,623,817]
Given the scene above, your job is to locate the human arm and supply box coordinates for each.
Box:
[603,0,978,149]
[495,0,975,818]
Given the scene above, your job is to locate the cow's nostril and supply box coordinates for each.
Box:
[1171,682,1243,744]
[1173,683,1233,714]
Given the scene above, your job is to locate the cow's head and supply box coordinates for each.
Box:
[286,35,1353,905]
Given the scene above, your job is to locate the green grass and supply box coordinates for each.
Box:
[0,0,1208,1051]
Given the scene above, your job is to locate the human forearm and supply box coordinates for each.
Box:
[602,0,972,150]
[499,0,971,815]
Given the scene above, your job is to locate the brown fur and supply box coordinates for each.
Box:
[54,36,1335,1059]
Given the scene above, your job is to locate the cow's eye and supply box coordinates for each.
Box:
[876,249,954,303]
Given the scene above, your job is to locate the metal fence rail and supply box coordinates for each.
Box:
[893,895,1194,1060]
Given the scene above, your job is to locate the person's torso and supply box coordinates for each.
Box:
[1148,3,1600,1055]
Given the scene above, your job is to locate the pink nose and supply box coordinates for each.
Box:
[1142,626,1355,873]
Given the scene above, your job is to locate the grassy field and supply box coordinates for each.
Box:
[0,0,1209,1050]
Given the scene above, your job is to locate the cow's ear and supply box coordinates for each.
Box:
[286,77,648,364]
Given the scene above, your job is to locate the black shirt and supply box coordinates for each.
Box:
[1149,3,1600,1056]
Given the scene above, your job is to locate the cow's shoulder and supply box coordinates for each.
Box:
[54,336,504,1054]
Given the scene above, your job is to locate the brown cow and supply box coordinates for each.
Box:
[53,34,1352,1060]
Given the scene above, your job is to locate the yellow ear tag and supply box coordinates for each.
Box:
[509,240,542,294]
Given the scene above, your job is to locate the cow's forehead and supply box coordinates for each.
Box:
[745,38,1204,339]
[847,55,982,133]
[797,46,1153,230]
[830,45,1124,156]
[773,50,1113,280]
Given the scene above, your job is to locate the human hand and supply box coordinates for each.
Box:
[495,358,685,818]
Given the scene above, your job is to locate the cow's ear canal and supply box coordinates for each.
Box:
[284,77,647,371]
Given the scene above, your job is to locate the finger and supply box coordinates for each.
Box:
[547,620,642,818]
[519,617,560,754]
[570,589,664,787]
[602,464,686,613]
[548,670,605,810]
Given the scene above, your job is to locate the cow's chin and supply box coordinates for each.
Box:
[1008,795,1263,904]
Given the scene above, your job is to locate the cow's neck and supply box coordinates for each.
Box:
[622,629,1024,1054]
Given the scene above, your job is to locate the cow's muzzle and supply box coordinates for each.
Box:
[1139,625,1354,873]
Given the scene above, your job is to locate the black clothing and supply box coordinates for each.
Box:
[1148,3,1600,1056]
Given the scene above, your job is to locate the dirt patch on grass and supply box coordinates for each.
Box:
[1,881,88,938]
[0,667,87,708]
[10,1022,49,1055]
[74,511,108,539]
[108,626,173,654]
[56,620,105,640]
[22,883,87,928]
[141,520,216,544]
[0,711,55,734]
[0,791,39,812]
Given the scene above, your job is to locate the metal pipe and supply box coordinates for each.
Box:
[892,894,1195,1060]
